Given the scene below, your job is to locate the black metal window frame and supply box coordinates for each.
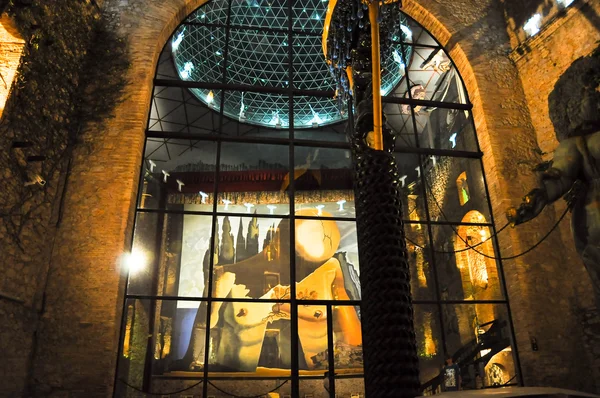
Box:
[114,0,523,396]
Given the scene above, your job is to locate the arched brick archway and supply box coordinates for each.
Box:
[30,1,596,395]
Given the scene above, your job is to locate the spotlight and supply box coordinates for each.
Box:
[24,174,46,187]
[176,179,185,192]
[148,159,156,172]
[267,205,277,215]
[222,199,232,210]
[124,250,147,276]
[244,203,255,213]
[400,175,408,188]
[315,204,325,216]
[336,199,346,212]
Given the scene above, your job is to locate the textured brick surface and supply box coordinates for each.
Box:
[0,0,598,396]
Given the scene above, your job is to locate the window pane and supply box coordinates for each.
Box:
[335,377,365,398]
[298,305,328,371]
[148,86,221,135]
[115,298,208,395]
[127,212,213,297]
[332,306,363,372]
[294,147,355,219]
[217,142,290,216]
[441,304,517,390]
[295,219,360,302]
[423,156,491,224]
[207,301,291,374]
[405,224,436,300]
[172,25,226,83]
[418,108,478,152]
[300,378,329,398]
[387,107,418,149]
[139,138,218,210]
[432,222,504,301]
[226,29,289,89]
[413,305,444,387]
[211,215,290,298]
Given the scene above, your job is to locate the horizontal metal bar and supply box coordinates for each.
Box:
[382,96,473,110]
[146,130,353,149]
[154,78,335,97]
[181,21,322,37]
[394,146,483,158]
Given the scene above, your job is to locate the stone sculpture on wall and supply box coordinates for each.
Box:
[507,47,600,303]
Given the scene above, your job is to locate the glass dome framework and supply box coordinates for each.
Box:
[115,1,522,397]
[170,0,411,128]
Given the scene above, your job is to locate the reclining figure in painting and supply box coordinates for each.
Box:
[507,48,600,304]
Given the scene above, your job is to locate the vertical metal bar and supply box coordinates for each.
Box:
[326,304,336,398]
[287,1,299,396]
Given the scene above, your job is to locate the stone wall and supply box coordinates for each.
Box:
[506,0,600,390]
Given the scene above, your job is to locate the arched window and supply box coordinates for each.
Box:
[115,1,519,395]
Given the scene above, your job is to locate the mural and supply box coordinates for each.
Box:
[173,208,362,374]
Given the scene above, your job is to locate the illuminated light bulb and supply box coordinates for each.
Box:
[267,205,277,215]
[449,133,457,148]
[400,175,408,188]
[125,250,147,276]
[148,159,156,172]
[400,24,413,41]
[176,179,185,192]
[430,156,437,167]
[199,191,209,204]
[336,199,346,211]
[244,203,255,213]
[207,90,214,105]
[415,166,421,178]
[222,199,232,210]
[316,204,325,216]
[172,30,185,51]
[480,229,488,242]
[180,62,194,79]
[523,14,542,37]
[161,170,170,183]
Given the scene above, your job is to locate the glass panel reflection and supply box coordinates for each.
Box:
[139,138,217,211]
[217,142,290,216]
[294,147,355,218]
[127,212,213,298]
[335,377,365,397]
[298,305,328,371]
[208,379,292,397]
[432,222,503,302]
[115,298,208,396]
[441,304,516,390]
[422,156,491,224]
[404,224,436,300]
[413,305,444,386]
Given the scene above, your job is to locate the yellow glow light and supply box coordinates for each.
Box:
[125,250,147,275]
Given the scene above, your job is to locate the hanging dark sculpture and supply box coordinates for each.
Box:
[507,47,600,304]
[324,1,420,397]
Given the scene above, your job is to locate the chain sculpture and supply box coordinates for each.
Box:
[323,1,420,396]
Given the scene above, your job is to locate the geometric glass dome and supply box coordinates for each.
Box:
[172,0,412,128]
